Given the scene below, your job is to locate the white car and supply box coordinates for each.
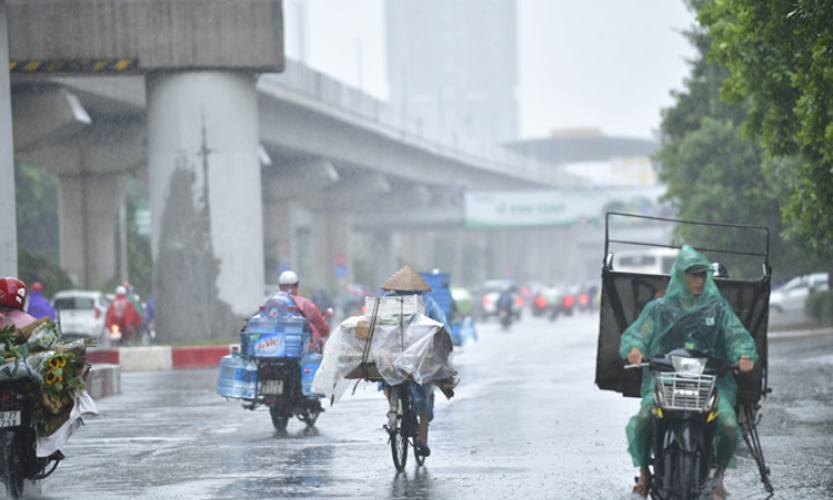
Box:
[52,290,111,347]
[770,273,829,314]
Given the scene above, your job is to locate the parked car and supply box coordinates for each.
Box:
[477,279,523,321]
[770,273,829,314]
[52,290,111,346]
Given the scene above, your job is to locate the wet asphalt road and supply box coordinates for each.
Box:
[24,313,833,500]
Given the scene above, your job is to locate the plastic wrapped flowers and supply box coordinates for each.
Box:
[0,319,93,434]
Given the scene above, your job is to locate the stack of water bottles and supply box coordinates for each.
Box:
[216,345,258,399]
[216,292,324,399]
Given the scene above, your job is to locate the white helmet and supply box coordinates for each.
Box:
[278,270,299,286]
[115,285,127,295]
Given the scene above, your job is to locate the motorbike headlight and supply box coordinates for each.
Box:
[671,356,707,377]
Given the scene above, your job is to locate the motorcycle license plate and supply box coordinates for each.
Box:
[0,411,21,428]
[262,380,283,395]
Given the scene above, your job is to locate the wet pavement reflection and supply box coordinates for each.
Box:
[35,315,833,500]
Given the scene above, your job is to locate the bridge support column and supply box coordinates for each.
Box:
[368,231,395,289]
[0,4,16,276]
[147,71,264,341]
[310,209,352,290]
[262,199,296,284]
[58,173,124,288]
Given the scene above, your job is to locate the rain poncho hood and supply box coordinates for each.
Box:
[618,245,759,469]
[619,245,759,364]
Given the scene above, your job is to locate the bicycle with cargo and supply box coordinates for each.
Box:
[216,292,324,431]
[310,268,458,472]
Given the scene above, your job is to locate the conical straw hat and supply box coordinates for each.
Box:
[380,265,432,292]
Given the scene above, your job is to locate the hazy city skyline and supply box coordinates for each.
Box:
[285,0,698,141]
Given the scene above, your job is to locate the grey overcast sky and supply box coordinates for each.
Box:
[284,0,698,141]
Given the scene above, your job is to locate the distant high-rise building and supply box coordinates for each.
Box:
[386,0,519,144]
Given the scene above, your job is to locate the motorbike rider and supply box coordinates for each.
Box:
[105,285,143,344]
[378,265,453,458]
[27,282,55,321]
[620,245,758,500]
[278,271,332,350]
[0,277,36,330]
[496,283,514,322]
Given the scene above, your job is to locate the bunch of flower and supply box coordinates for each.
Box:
[0,321,92,433]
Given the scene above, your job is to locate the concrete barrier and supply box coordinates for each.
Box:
[87,364,121,399]
[119,346,173,372]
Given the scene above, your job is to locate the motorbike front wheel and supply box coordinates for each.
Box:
[0,431,25,499]
[667,447,701,500]
[269,406,290,432]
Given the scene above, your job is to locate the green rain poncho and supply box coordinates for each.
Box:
[619,245,759,469]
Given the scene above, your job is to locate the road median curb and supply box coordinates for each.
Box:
[88,344,234,372]
[769,327,833,340]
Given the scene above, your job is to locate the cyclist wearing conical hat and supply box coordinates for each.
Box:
[379,265,450,458]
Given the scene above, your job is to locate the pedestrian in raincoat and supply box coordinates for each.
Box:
[27,282,55,321]
[379,265,452,458]
[619,245,758,500]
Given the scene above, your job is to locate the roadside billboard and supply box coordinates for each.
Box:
[463,186,668,228]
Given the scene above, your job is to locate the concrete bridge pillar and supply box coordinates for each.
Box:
[0,3,16,276]
[147,71,264,341]
[310,209,352,291]
[369,231,395,289]
[57,173,125,288]
[262,198,296,284]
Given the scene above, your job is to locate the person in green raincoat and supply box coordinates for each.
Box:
[619,245,758,500]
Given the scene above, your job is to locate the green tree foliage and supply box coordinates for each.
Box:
[126,200,152,297]
[700,0,833,259]
[14,163,60,264]
[17,251,74,299]
[656,2,809,280]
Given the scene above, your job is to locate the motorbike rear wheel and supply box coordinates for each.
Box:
[269,406,290,432]
[0,430,25,499]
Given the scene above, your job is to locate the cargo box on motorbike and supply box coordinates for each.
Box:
[595,213,771,406]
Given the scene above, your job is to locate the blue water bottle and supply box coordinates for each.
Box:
[243,357,258,398]
[216,347,248,398]
[300,352,323,397]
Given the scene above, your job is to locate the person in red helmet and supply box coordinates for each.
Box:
[105,285,142,344]
[27,282,56,321]
[0,277,37,331]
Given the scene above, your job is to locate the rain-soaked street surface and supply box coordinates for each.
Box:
[23,313,833,500]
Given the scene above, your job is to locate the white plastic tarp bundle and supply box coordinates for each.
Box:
[311,313,455,404]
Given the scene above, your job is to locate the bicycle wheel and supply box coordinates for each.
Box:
[389,386,408,471]
[413,406,426,467]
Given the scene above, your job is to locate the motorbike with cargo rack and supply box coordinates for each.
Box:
[216,293,324,431]
[596,213,774,500]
